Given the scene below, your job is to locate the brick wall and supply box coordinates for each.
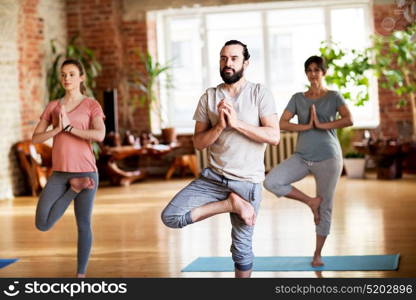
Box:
[0,0,22,199]
[17,0,45,140]
[67,0,124,91]
[39,0,68,101]
[0,0,67,200]
[66,0,151,134]
[122,17,151,133]
[17,0,67,140]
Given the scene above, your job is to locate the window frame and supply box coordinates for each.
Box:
[151,0,378,133]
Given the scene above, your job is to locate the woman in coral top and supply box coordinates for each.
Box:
[32,58,105,278]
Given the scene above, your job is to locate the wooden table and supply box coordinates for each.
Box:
[100,143,180,186]
[354,140,407,179]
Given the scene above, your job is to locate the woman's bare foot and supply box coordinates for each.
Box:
[311,252,324,267]
[88,177,95,189]
[70,177,94,193]
[77,273,86,278]
[227,193,256,226]
[308,197,322,225]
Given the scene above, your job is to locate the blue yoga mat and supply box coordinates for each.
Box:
[0,259,18,269]
[182,255,400,272]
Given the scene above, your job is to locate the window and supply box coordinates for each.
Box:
[163,17,203,131]
[153,0,378,133]
[267,8,326,115]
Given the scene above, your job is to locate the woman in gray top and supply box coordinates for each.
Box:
[264,56,353,267]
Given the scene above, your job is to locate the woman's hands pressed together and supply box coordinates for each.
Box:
[60,106,71,130]
[310,104,324,129]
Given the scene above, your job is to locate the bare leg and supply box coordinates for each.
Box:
[285,187,322,225]
[70,177,95,193]
[235,268,252,278]
[311,234,327,267]
[191,192,255,226]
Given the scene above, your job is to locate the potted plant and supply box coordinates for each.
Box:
[320,24,416,176]
[337,127,366,179]
[371,24,416,141]
[128,50,174,144]
[370,24,416,174]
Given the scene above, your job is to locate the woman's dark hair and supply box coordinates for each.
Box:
[61,58,87,94]
[223,40,250,61]
[304,56,327,74]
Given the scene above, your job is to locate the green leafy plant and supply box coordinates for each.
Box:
[128,50,173,130]
[321,24,416,139]
[92,141,102,159]
[371,24,416,139]
[344,152,365,159]
[337,127,365,158]
[319,41,372,107]
[337,127,354,156]
[47,36,102,101]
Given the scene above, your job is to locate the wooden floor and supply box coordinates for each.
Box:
[0,172,415,278]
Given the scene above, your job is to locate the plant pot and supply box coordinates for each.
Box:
[403,142,416,174]
[161,127,177,144]
[344,158,366,179]
[376,156,403,179]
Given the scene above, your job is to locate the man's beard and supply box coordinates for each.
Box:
[220,66,244,84]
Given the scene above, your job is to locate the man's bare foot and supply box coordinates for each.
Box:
[227,193,255,226]
[308,197,322,225]
[70,177,94,193]
[77,273,86,278]
[311,253,324,267]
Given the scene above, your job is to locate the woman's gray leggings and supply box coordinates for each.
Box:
[35,171,98,274]
[263,155,342,236]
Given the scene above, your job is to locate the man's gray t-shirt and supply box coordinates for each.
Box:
[286,90,346,162]
[193,81,277,183]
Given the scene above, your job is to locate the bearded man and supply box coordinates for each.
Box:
[161,40,279,278]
